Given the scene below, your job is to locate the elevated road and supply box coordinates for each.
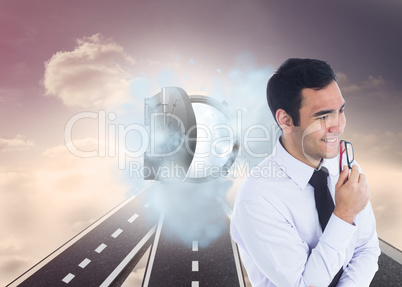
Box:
[8,184,245,287]
[13,185,158,287]
[143,199,244,287]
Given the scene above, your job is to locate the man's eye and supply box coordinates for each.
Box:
[318,115,329,120]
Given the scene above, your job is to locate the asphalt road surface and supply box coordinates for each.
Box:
[15,186,158,287]
[10,184,245,287]
[143,198,245,287]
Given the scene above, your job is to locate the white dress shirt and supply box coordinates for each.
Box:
[230,139,380,287]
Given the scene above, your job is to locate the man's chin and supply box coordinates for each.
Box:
[323,150,339,159]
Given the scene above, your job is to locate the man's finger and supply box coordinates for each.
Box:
[337,165,349,188]
[349,165,360,182]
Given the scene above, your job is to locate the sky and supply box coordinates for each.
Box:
[1,0,402,285]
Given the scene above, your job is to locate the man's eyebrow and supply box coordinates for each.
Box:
[313,102,346,118]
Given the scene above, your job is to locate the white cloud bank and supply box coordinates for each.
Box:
[0,135,34,152]
[0,139,128,286]
[43,34,135,108]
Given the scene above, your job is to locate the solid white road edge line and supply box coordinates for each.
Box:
[99,225,157,287]
[142,213,165,287]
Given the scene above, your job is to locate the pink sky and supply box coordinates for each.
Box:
[1,0,402,285]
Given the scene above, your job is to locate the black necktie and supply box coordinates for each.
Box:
[309,168,333,231]
[309,168,342,286]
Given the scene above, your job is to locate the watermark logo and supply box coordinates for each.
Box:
[64,110,281,172]
[128,160,286,182]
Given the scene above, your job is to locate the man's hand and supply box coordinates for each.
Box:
[333,165,370,224]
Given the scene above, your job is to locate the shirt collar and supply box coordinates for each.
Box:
[272,137,336,190]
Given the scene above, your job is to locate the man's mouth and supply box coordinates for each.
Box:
[321,138,337,143]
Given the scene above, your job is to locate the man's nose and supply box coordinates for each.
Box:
[327,113,346,133]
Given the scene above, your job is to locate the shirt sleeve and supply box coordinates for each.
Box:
[336,202,381,286]
[232,198,362,287]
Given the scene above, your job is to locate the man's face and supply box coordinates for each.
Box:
[293,80,346,167]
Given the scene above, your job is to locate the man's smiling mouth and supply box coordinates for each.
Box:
[321,138,337,143]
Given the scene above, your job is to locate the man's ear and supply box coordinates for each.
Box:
[276,109,294,134]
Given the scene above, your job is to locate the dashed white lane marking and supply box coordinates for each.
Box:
[128,213,139,223]
[191,281,199,287]
[62,273,75,283]
[95,243,107,253]
[78,258,91,269]
[144,201,152,208]
[111,228,123,238]
[192,261,199,272]
[192,241,198,251]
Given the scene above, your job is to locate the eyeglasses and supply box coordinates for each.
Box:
[339,140,354,172]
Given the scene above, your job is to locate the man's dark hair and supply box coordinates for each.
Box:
[267,58,337,126]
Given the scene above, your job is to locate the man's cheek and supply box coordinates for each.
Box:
[302,120,322,140]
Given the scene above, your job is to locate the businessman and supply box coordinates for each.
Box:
[230,58,380,286]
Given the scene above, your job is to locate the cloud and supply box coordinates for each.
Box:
[0,141,129,286]
[364,75,385,89]
[345,130,402,166]
[337,73,385,94]
[148,180,234,249]
[0,89,23,106]
[0,256,29,281]
[43,34,135,108]
[342,130,402,250]
[362,162,402,250]
[0,135,33,152]
[43,137,100,159]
